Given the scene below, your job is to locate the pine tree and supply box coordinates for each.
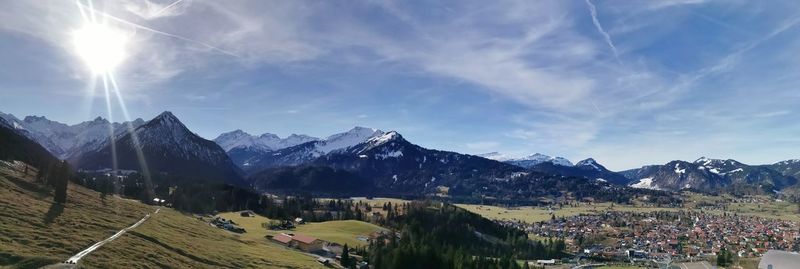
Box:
[52,161,69,204]
[341,243,351,268]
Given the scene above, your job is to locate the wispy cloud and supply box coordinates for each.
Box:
[4,1,800,169]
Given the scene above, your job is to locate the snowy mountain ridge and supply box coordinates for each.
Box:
[501,153,574,168]
[213,129,318,152]
[0,111,145,159]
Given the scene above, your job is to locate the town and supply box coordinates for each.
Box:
[498,209,800,265]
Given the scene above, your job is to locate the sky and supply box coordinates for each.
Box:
[2,0,800,170]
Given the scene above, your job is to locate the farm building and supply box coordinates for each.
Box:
[270,233,323,252]
[292,234,323,252]
[272,233,293,245]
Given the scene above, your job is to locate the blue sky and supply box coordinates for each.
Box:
[2,0,800,170]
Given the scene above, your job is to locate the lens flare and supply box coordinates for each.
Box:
[73,23,128,74]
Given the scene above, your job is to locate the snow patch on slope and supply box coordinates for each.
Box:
[630,177,659,190]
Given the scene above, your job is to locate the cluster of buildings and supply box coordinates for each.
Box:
[269,232,369,269]
[271,233,324,252]
[209,216,246,233]
[502,210,800,261]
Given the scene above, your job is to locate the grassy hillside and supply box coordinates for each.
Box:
[0,162,325,268]
[0,162,151,268]
[218,212,386,247]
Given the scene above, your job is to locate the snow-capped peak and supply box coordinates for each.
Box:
[694,156,712,165]
[503,153,573,168]
[516,153,573,166]
[0,110,146,158]
[367,131,401,145]
[316,127,384,153]
[477,152,510,161]
[576,158,603,171]
[213,129,319,152]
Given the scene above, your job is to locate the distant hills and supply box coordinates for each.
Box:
[2,109,799,197]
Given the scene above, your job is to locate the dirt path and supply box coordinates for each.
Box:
[58,208,160,266]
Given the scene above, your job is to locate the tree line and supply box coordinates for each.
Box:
[366,201,567,269]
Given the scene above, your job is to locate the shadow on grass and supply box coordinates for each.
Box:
[5,176,50,199]
[43,203,64,225]
[0,252,60,269]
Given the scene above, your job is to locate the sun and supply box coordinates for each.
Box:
[72,23,128,74]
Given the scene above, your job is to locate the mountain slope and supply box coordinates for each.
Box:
[248,166,373,195]
[313,131,524,194]
[505,153,573,168]
[623,157,797,193]
[214,130,318,152]
[238,127,384,174]
[529,158,633,185]
[767,159,800,180]
[214,130,319,168]
[72,112,245,185]
[0,117,61,170]
[0,111,144,159]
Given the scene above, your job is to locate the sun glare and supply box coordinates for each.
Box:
[73,23,128,74]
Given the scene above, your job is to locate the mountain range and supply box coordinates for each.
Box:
[0,112,145,159]
[2,109,799,196]
[71,112,245,185]
[622,157,798,193]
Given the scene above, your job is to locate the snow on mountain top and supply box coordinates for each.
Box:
[695,156,712,165]
[775,159,800,165]
[521,154,573,166]
[575,158,604,171]
[477,152,510,161]
[214,129,319,152]
[367,131,400,145]
[317,127,384,153]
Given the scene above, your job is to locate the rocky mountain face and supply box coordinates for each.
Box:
[71,112,245,186]
[0,111,144,159]
[623,157,797,193]
[213,130,319,168]
[233,127,385,174]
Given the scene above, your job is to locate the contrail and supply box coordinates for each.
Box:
[75,0,239,58]
[585,0,621,64]
[149,0,185,19]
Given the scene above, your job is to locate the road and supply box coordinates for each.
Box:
[60,208,159,266]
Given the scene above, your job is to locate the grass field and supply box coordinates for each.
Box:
[458,194,800,223]
[0,162,325,268]
[456,202,683,223]
[219,212,387,247]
